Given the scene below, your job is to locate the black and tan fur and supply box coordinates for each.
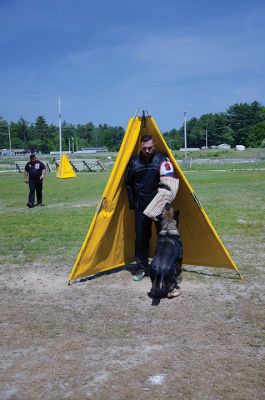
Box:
[149,204,182,298]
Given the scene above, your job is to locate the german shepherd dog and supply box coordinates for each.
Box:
[149,204,182,299]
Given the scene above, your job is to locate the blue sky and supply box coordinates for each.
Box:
[0,0,265,131]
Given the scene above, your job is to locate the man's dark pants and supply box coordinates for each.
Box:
[135,209,159,275]
[28,180,43,206]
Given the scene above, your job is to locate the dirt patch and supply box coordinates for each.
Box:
[1,243,265,399]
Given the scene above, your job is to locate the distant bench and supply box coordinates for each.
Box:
[15,161,51,173]
[55,159,106,172]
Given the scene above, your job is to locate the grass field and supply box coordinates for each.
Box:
[0,172,107,266]
[1,166,264,269]
[181,160,265,171]
[1,165,265,399]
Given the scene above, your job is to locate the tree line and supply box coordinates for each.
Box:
[164,101,265,149]
[0,116,124,153]
[0,101,265,153]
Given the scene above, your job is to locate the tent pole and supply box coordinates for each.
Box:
[237,272,244,280]
[133,107,139,120]
[142,110,146,128]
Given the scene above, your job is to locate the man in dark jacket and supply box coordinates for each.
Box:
[24,154,46,208]
[126,134,168,281]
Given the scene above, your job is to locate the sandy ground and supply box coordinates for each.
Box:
[1,237,265,400]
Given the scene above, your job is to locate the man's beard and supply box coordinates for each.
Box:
[144,151,153,164]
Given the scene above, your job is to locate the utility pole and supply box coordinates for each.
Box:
[8,123,12,153]
[184,111,187,158]
[59,97,62,157]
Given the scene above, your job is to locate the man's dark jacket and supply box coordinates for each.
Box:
[125,151,166,211]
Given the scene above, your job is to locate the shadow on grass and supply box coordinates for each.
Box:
[69,265,242,288]
[70,263,164,306]
[183,267,243,280]
[71,263,138,285]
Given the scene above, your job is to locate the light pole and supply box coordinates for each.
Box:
[59,97,62,157]
[205,129,208,148]
[184,111,187,158]
[8,123,12,153]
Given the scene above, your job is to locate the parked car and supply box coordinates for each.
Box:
[217,143,231,150]
[236,145,245,151]
[1,149,14,156]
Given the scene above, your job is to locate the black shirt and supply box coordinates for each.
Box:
[25,160,46,181]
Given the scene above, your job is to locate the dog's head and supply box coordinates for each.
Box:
[160,204,180,236]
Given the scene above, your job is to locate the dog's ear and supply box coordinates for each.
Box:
[164,202,171,211]
[155,214,163,222]
[173,210,180,221]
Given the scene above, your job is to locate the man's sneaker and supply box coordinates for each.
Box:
[167,288,181,299]
[27,203,34,208]
[36,203,43,207]
[133,271,145,281]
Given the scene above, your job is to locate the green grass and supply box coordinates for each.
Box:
[172,147,265,160]
[180,160,265,171]
[0,167,264,269]
[0,172,109,265]
[186,169,265,237]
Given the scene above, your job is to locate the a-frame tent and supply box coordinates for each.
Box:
[56,153,76,179]
[68,114,240,283]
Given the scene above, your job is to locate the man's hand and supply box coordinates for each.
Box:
[24,171,29,183]
[40,170,46,181]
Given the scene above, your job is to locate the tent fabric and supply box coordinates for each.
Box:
[56,153,76,179]
[68,115,239,282]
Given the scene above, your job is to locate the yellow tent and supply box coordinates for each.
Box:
[68,115,240,283]
[56,153,76,179]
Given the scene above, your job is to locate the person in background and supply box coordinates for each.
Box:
[24,154,46,208]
